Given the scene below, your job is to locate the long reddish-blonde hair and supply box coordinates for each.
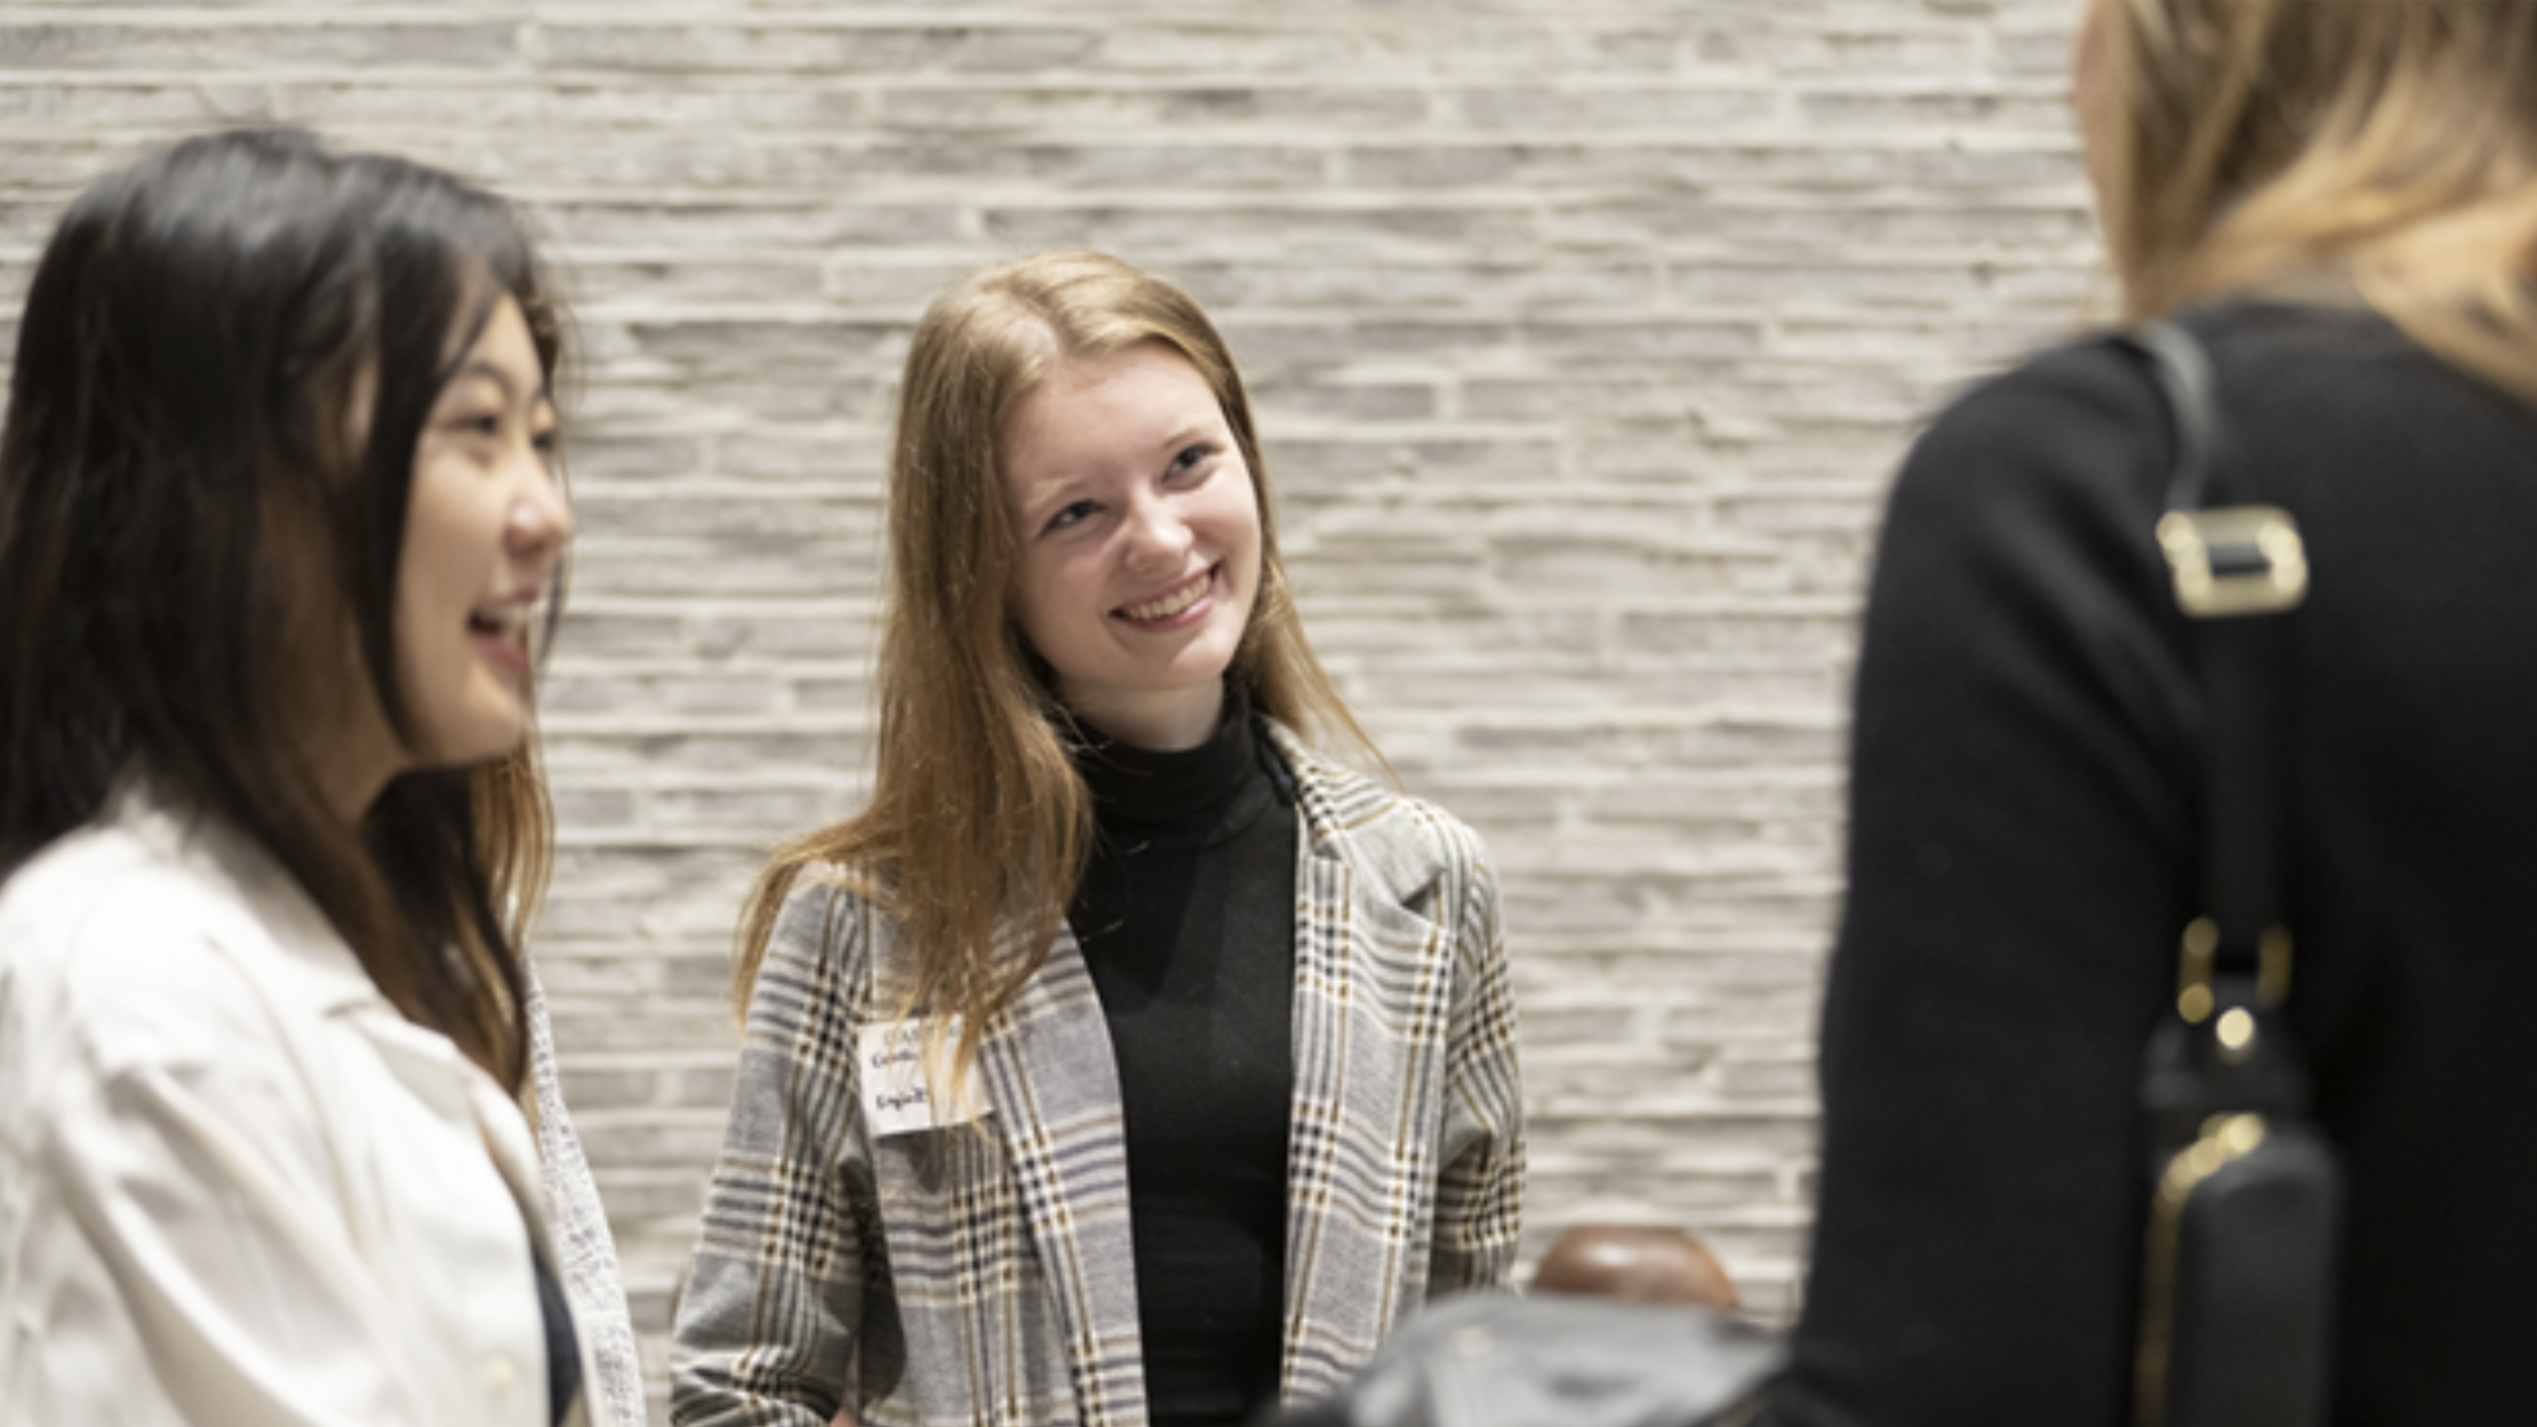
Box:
[732,250,1376,1084]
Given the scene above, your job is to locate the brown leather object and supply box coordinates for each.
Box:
[1529,1224,1741,1312]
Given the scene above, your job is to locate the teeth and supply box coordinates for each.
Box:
[475,605,531,634]
[1123,574,1207,622]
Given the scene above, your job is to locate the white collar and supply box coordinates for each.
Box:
[103,777,389,1017]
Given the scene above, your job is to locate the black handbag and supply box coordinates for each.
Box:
[2123,320,2345,1427]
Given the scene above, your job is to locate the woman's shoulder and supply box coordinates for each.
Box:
[765,859,863,925]
[3,824,189,1027]
[1,815,169,938]
[1918,325,2167,477]
[2182,300,2533,460]
[4,810,272,984]
[0,809,339,1102]
[1263,720,1495,887]
[1936,300,2381,415]
[1880,323,2191,585]
[1919,303,2452,495]
[757,860,896,976]
[1910,302,2524,547]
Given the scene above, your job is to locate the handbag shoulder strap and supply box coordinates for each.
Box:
[2123,318,2308,1062]
[2122,318,2341,1427]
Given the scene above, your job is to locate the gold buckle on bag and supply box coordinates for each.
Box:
[2156,507,2308,617]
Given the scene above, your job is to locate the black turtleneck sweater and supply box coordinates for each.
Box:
[1067,701,1298,1427]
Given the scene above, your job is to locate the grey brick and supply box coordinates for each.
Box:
[2,21,508,71]
[1458,84,1785,132]
[0,0,2104,1388]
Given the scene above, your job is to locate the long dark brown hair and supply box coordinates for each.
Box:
[0,128,567,1093]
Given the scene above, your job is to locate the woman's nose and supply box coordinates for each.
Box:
[1120,493,1191,570]
[508,457,573,565]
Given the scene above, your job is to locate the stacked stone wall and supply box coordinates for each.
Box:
[0,3,2099,1416]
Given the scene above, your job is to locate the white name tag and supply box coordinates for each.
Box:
[857,1019,991,1137]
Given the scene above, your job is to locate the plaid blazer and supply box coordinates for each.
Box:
[671,724,1524,1427]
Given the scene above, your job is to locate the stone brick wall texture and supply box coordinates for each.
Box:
[1,1,2104,1417]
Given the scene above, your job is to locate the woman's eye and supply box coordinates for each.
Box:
[1170,444,1215,477]
[1045,500,1099,534]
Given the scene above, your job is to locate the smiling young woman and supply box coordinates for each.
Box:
[0,129,638,1427]
[672,250,1525,1427]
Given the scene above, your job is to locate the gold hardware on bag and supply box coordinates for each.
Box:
[2156,507,2308,617]
[2216,1008,2258,1062]
[2134,1113,2275,1425]
[2258,927,2294,1005]
[2176,918,2218,1023]
[2175,919,2294,1022]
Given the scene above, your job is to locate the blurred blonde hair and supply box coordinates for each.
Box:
[2093,0,2537,402]
[732,250,1375,1085]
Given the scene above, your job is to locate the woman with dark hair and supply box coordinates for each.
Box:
[1761,1,2537,1422]
[0,129,636,1426]
[671,249,1524,1427]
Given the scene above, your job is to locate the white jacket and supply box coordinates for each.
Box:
[0,788,616,1427]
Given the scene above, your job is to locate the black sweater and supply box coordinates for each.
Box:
[1069,704,1298,1427]
[1766,304,2537,1425]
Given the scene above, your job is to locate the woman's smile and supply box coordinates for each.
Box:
[465,591,542,679]
[1116,567,1218,627]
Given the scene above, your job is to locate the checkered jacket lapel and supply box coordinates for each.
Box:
[1269,724,1524,1400]
[972,923,1146,1426]
[671,722,1523,1427]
